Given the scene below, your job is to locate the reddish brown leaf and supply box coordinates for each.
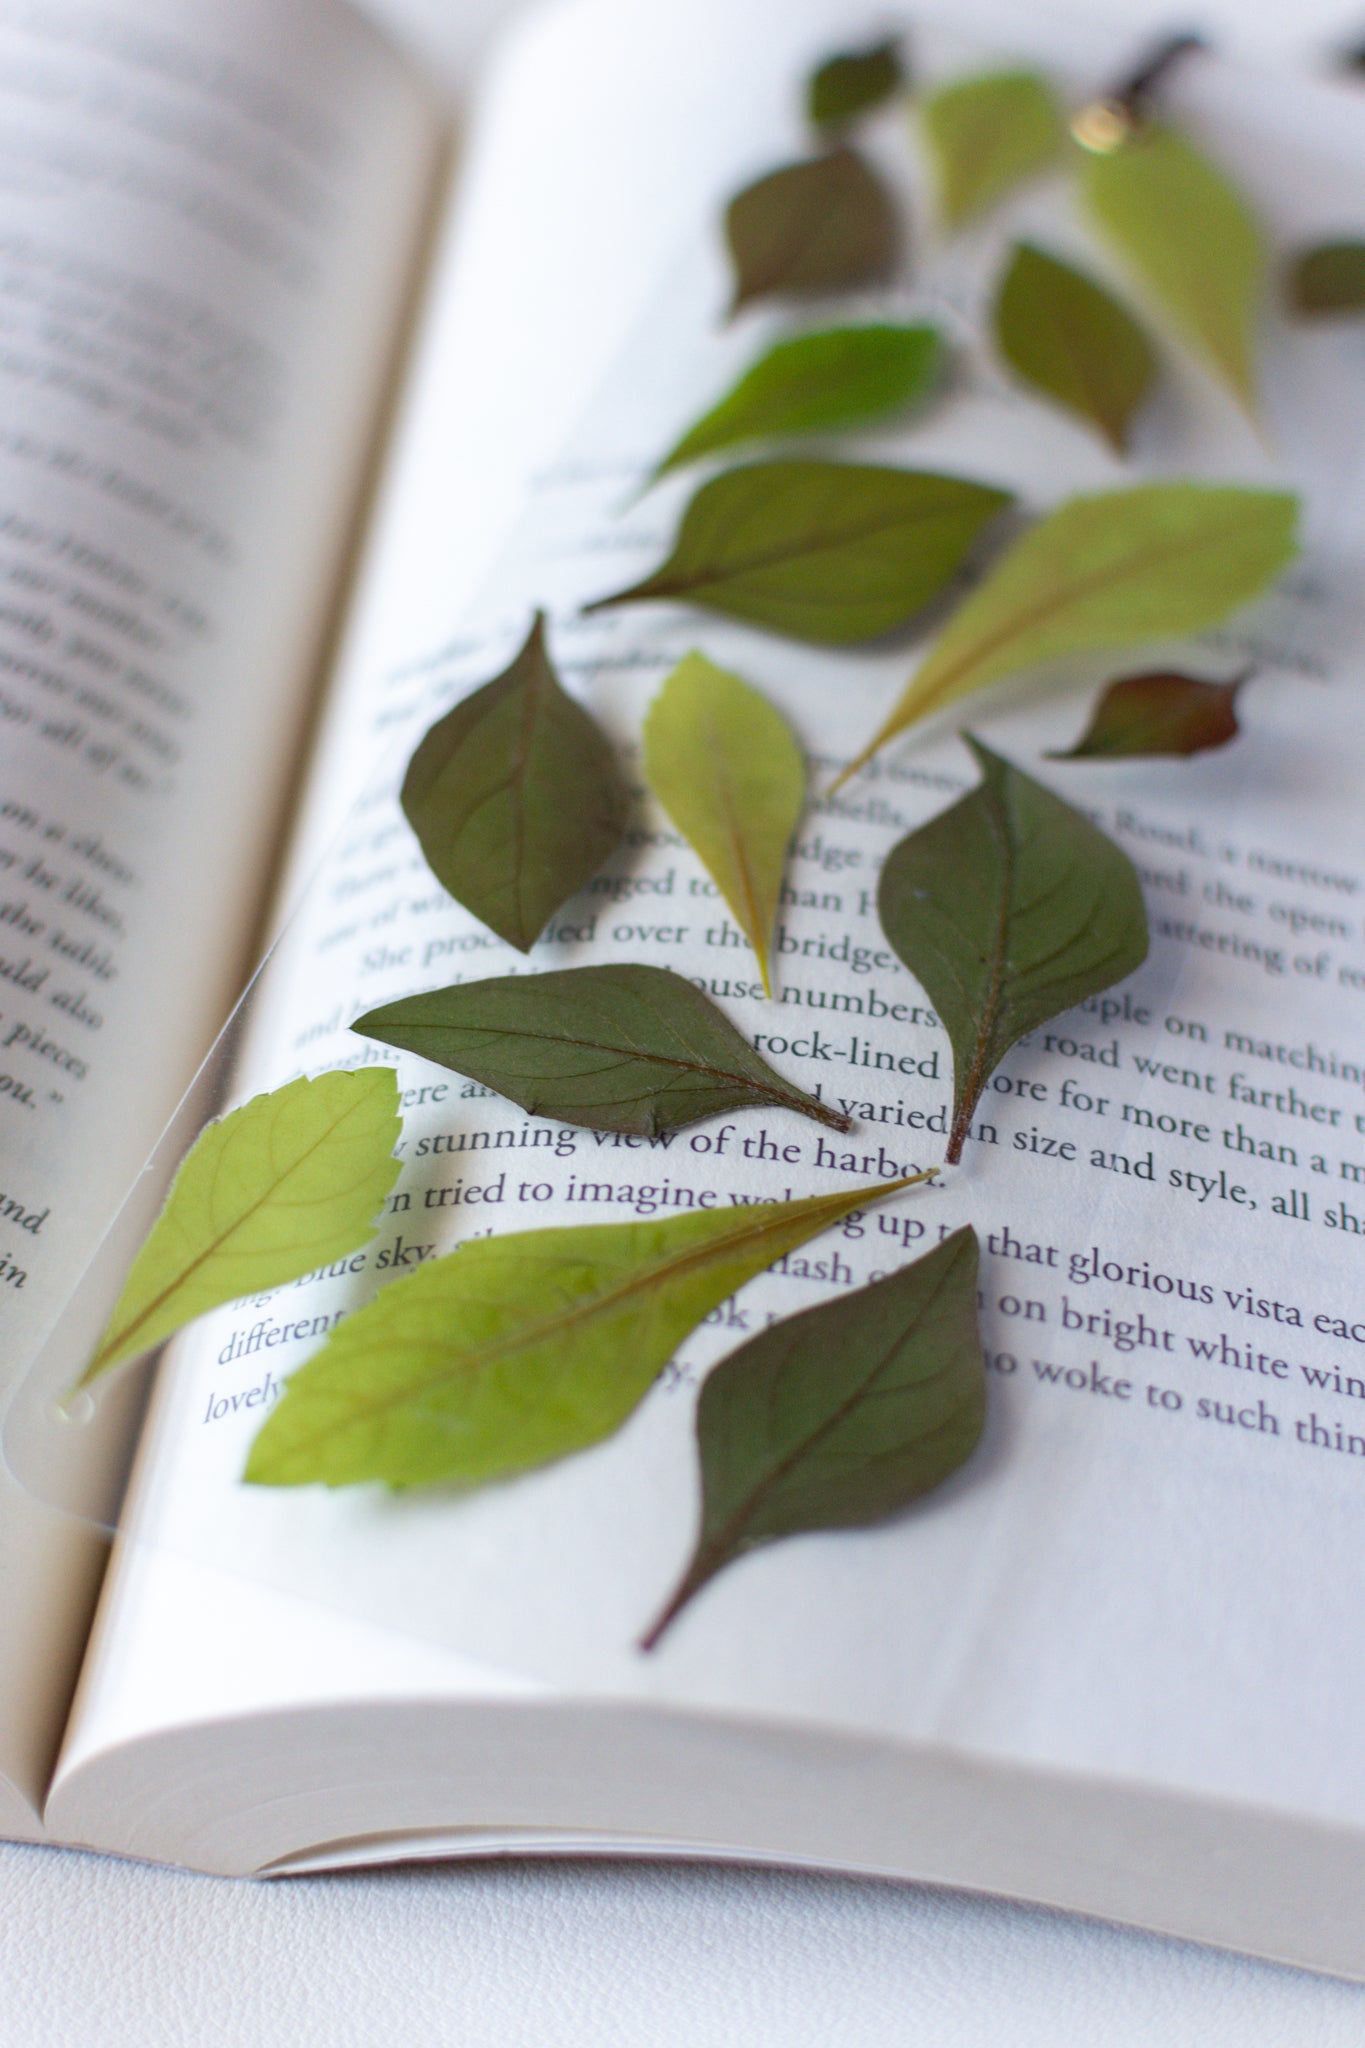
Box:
[1050,669,1248,760]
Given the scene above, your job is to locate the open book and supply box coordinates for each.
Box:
[4,0,1365,1980]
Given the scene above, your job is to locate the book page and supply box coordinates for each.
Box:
[0,0,439,1822]
[54,0,1365,1848]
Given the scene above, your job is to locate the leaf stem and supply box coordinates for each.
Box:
[1106,31,1206,116]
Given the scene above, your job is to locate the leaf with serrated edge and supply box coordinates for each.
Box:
[1050,669,1246,759]
[920,70,1066,230]
[80,1071,401,1387]
[838,483,1296,781]
[243,1177,927,1490]
[724,149,899,315]
[807,38,904,137]
[354,964,848,1135]
[401,612,629,952]
[585,460,1012,647]
[1080,124,1265,414]
[653,325,944,482]
[994,242,1157,452]
[1286,242,1365,319]
[642,1228,984,1649]
[877,739,1148,1164]
[643,655,803,996]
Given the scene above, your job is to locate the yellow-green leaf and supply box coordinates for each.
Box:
[1079,122,1266,413]
[994,241,1157,452]
[920,70,1066,231]
[81,1071,402,1387]
[724,149,900,315]
[244,1177,926,1491]
[643,653,803,995]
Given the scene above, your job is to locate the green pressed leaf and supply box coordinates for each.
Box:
[878,739,1148,1163]
[994,242,1157,452]
[354,963,848,1135]
[585,460,1012,646]
[652,324,944,482]
[1080,123,1266,413]
[920,70,1066,230]
[724,149,900,314]
[1050,668,1246,759]
[1286,242,1365,318]
[243,1177,925,1490]
[642,1228,984,1648]
[81,1071,402,1387]
[839,483,1296,778]
[401,612,629,952]
[643,653,804,995]
[807,38,904,137]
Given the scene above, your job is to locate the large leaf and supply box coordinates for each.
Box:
[641,1228,984,1649]
[994,241,1157,452]
[920,70,1066,230]
[806,37,904,137]
[401,612,629,952]
[1050,668,1246,759]
[1080,123,1266,413]
[838,482,1296,779]
[643,653,804,995]
[877,739,1148,1163]
[81,1072,402,1387]
[244,1177,924,1490]
[585,460,1012,646]
[354,964,848,1135]
[724,149,900,314]
[1286,242,1365,319]
[652,324,944,482]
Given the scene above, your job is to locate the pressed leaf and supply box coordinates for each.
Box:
[807,37,904,137]
[1286,242,1365,319]
[643,653,804,995]
[838,482,1297,779]
[994,241,1157,452]
[652,324,944,482]
[1080,123,1266,413]
[354,964,848,1136]
[585,460,1012,646]
[877,738,1148,1164]
[401,612,629,952]
[724,149,899,315]
[642,1228,984,1649]
[1050,668,1247,759]
[81,1071,402,1387]
[920,70,1067,230]
[243,1177,925,1490]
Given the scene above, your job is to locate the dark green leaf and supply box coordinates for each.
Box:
[724,149,900,315]
[244,1176,926,1490]
[585,460,1012,646]
[920,70,1066,230]
[354,964,848,1136]
[1050,668,1247,759]
[807,38,904,137]
[877,738,1148,1164]
[652,324,944,482]
[642,1228,984,1648]
[1286,242,1365,318]
[401,613,629,953]
[994,241,1157,452]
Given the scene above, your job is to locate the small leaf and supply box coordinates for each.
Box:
[1050,668,1247,759]
[652,324,944,482]
[81,1072,402,1387]
[244,1177,926,1490]
[920,70,1067,230]
[724,149,900,315]
[401,613,629,952]
[1286,242,1365,319]
[807,37,904,137]
[993,241,1157,452]
[643,653,804,995]
[642,1228,984,1649]
[354,963,848,1135]
[839,483,1297,778]
[878,738,1148,1164]
[1080,123,1266,413]
[585,460,1012,646]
